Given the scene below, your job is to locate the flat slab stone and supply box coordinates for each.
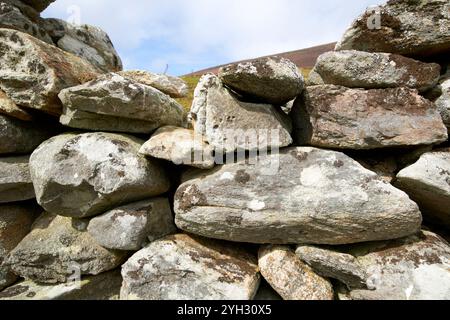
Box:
[292,85,448,150]
[310,50,440,92]
[174,147,422,245]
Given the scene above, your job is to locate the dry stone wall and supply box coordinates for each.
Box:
[0,0,450,300]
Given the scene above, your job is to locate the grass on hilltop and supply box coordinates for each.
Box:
[176,68,311,113]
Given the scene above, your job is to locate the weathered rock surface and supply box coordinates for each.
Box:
[190,74,292,153]
[120,234,260,300]
[295,245,369,289]
[0,204,38,290]
[6,213,127,284]
[342,231,450,300]
[395,149,450,228]
[119,70,189,98]
[0,29,101,115]
[59,106,161,134]
[258,245,334,300]
[87,198,176,251]
[20,0,55,12]
[174,147,422,245]
[292,85,448,150]
[0,271,122,300]
[0,1,52,44]
[0,89,32,121]
[219,57,304,105]
[58,73,186,128]
[311,50,440,92]
[44,19,122,73]
[335,0,450,58]
[0,115,53,155]
[139,126,215,169]
[29,132,170,218]
[436,78,450,129]
[0,156,34,203]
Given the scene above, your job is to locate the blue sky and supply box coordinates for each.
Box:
[43,0,387,76]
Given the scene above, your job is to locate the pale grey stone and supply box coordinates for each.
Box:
[87,198,176,251]
[120,234,260,300]
[395,149,450,228]
[29,132,170,218]
[0,28,101,115]
[58,73,187,128]
[6,213,127,284]
[342,231,450,300]
[190,74,292,153]
[219,57,304,105]
[311,50,441,92]
[174,147,422,245]
[259,245,334,300]
[43,19,122,73]
[139,126,215,169]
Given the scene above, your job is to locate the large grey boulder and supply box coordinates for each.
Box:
[0,29,101,115]
[58,73,187,129]
[0,270,122,300]
[118,70,188,98]
[190,74,292,153]
[395,149,450,228]
[0,156,34,203]
[335,0,450,58]
[174,147,422,245]
[219,57,304,105]
[258,245,334,300]
[29,132,170,218]
[6,213,127,284]
[0,89,32,121]
[87,198,176,251]
[0,1,52,44]
[310,50,440,92]
[59,106,161,134]
[0,204,38,290]
[295,245,369,290]
[43,19,122,73]
[292,85,448,150]
[341,231,450,300]
[139,126,215,169]
[0,114,53,155]
[120,234,260,300]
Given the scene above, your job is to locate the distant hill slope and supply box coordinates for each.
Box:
[184,42,336,77]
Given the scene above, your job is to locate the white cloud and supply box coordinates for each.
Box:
[43,0,387,75]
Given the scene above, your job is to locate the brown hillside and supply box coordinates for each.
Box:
[184,42,336,76]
